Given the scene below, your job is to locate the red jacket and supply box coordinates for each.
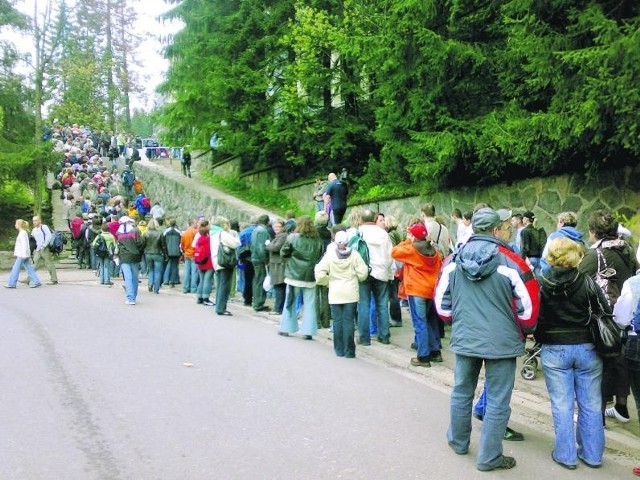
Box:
[194,234,213,271]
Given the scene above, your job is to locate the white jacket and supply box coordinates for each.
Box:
[315,244,369,304]
[358,223,393,281]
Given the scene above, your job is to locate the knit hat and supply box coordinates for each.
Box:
[335,230,348,246]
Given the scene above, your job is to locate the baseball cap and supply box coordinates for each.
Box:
[472,208,512,232]
[408,223,428,240]
[523,210,536,221]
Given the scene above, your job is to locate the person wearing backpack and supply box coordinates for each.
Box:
[352,209,394,346]
[116,216,144,305]
[31,215,58,285]
[578,209,639,425]
[142,220,167,294]
[121,166,135,200]
[92,223,117,285]
[520,211,546,277]
[4,219,42,289]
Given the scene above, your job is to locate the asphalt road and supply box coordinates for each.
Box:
[0,275,636,480]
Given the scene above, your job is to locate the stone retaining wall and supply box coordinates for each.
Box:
[143,157,640,238]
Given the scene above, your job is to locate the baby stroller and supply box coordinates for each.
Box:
[520,342,541,380]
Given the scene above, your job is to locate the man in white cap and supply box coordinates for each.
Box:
[435,207,540,472]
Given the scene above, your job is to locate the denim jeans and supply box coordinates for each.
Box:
[279,284,318,336]
[197,269,214,301]
[166,257,180,285]
[120,262,139,302]
[183,258,199,293]
[273,283,286,314]
[215,268,232,313]
[8,257,41,287]
[408,296,441,358]
[146,253,164,293]
[357,277,390,344]
[252,262,267,310]
[448,354,516,470]
[330,303,357,357]
[98,257,113,284]
[541,343,604,466]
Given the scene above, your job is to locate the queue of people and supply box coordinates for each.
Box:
[5,137,640,475]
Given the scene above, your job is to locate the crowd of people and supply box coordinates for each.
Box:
[3,144,640,474]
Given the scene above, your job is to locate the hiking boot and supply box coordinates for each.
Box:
[430,351,443,362]
[410,357,431,367]
[478,456,516,472]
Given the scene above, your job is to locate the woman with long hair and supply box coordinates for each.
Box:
[278,216,325,339]
[5,219,41,289]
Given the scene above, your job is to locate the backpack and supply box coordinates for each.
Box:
[29,235,37,255]
[94,235,112,259]
[70,217,85,240]
[141,197,151,211]
[122,170,134,187]
[347,231,371,273]
[595,248,620,307]
[49,231,67,254]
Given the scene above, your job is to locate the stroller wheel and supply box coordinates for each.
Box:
[521,364,537,380]
[527,357,538,370]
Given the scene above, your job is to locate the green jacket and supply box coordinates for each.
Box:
[281,233,324,282]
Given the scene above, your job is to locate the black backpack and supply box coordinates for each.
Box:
[49,231,67,255]
[95,235,112,259]
[29,235,37,255]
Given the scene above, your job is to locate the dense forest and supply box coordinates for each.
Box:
[157,0,639,199]
[1,0,639,204]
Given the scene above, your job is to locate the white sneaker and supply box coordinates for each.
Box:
[125,300,136,305]
[604,406,630,423]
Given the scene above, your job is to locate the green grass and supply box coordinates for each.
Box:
[200,172,301,216]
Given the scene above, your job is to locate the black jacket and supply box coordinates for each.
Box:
[536,267,610,344]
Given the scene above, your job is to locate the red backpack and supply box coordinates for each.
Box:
[70,217,84,239]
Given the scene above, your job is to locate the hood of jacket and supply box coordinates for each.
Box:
[412,239,437,258]
[456,235,503,281]
[540,266,582,297]
[556,226,584,244]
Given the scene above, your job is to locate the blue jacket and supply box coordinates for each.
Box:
[540,226,585,273]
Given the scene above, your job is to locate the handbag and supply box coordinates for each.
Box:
[585,275,624,357]
[217,233,237,270]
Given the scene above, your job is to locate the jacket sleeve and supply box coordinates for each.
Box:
[221,230,241,249]
[435,259,455,323]
[499,245,540,333]
[266,232,287,253]
[280,235,294,258]
[354,252,369,282]
[578,249,597,277]
[613,280,634,328]
[314,254,330,286]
